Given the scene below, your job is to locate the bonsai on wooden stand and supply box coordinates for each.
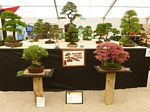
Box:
[22,45,48,73]
[0,11,26,47]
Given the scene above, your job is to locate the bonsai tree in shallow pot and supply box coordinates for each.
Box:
[94,42,129,70]
[32,19,44,42]
[45,24,61,44]
[65,24,78,47]
[82,26,93,40]
[94,23,106,43]
[0,11,26,47]
[60,1,81,42]
[22,45,48,73]
[120,10,141,47]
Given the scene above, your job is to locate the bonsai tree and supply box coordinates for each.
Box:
[94,23,106,43]
[120,10,141,36]
[41,22,51,39]
[0,11,26,46]
[45,24,61,44]
[32,19,44,39]
[103,23,113,41]
[82,26,93,40]
[60,1,81,24]
[65,24,78,47]
[112,28,120,37]
[110,28,121,41]
[94,42,129,70]
[22,45,48,73]
[61,1,81,42]
[119,36,135,47]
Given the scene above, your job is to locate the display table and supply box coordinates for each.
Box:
[95,66,131,105]
[23,69,54,104]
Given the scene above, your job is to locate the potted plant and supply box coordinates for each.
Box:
[82,26,93,40]
[110,28,121,41]
[45,24,61,44]
[32,19,44,40]
[0,11,26,47]
[120,10,141,46]
[94,23,106,43]
[119,36,135,47]
[22,45,49,73]
[65,24,78,47]
[60,1,81,42]
[94,42,129,70]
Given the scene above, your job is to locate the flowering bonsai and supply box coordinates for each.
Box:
[22,45,48,73]
[94,42,129,70]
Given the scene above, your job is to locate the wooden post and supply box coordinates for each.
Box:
[33,77,43,98]
[104,72,116,105]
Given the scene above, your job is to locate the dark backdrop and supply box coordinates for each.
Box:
[0,48,149,91]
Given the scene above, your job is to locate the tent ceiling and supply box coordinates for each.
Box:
[0,0,150,18]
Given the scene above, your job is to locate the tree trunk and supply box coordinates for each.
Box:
[13,31,16,42]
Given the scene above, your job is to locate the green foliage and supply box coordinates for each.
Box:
[22,45,48,66]
[110,36,122,41]
[65,24,79,44]
[5,35,14,43]
[41,22,51,38]
[120,10,141,36]
[82,26,93,40]
[60,1,81,24]
[0,11,26,41]
[112,28,120,35]
[16,70,24,77]
[94,23,112,41]
[32,19,44,37]
[119,36,135,46]
[51,24,61,40]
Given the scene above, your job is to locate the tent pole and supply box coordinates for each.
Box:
[54,0,59,19]
[102,0,117,22]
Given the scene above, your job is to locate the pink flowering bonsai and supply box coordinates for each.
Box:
[94,42,129,69]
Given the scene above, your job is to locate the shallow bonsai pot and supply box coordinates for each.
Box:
[96,41,103,44]
[27,66,44,73]
[45,40,56,44]
[5,42,23,47]
[123,44,135,47]
[101,66,121,71]
[83,38,91,41]
[67,43,78,47]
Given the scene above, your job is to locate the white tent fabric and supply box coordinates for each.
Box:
[0,0,150,18]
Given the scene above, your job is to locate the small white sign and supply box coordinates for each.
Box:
[145,48,150,57]
[66,91,83,104]
[36,97,45,108]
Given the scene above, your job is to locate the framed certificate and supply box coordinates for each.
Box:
[62,49,85,67]
[66,91,83,104]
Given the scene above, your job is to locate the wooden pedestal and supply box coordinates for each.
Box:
[95,66,131,105]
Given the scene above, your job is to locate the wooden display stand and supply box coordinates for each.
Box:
[95,66,131,105]
[23,69,54,105]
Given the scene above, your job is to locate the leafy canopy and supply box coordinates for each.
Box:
[0,11,26,33]
[120,10,141,36]
[61,1,81,24]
